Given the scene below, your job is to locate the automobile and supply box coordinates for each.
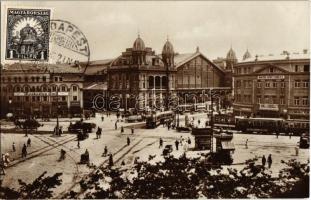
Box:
[68,120,96,133]
[162,145,173,156]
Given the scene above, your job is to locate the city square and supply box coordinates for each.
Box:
[0,1,309,199]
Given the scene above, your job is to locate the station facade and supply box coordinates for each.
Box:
[107,35,231,111]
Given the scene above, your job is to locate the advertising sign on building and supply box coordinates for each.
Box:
[257,75,285,80]
[14,92,69,96]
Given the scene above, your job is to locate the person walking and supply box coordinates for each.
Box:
[103,146,108,156]
[109,153,114,167]
[131,127,134,134]
[295,146,299,156]
[22,144,27,158]
[175,140,179,150]
[77,140,80,148]
[187,137,191,145]
[159,138,163,148]
[262,155,266,167]
[267,154,272,168]
[12,142,16,152]
[121,126,124,133]
[101,116,104,122]
[245,139,248,149]
[127,137,130,146]
[115,121,118,130]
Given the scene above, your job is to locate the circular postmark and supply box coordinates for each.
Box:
[49,19,90,67]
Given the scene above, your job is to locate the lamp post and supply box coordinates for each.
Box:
[8,99,12,114]
[55,86,59,136]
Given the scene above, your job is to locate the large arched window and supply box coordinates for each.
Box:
[155,76,161,89]
[148,76,154,89]
[60,84,68,92]
[24,85,30,92]
[162,76,167,88]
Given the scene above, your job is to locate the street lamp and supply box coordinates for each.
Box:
[8,99,12,114]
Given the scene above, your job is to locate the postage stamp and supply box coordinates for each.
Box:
[49,19,90,66]
[5,8,51,61]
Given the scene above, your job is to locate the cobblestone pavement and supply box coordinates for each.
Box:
[1,113,309,197]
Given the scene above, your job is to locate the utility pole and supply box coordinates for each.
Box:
[210,89,214,153]
[56,86,59,136]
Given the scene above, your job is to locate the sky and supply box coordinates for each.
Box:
[1,1,310,63]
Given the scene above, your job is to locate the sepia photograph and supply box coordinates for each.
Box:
[0,0,309,199]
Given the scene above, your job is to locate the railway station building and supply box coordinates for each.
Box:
[107,35,231,111]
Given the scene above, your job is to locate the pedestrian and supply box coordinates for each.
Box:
[295,146,299,156]
[276,132,279,138]
[245,139,248,149]
[12,142,16,152]
[101,116,104,122]
[115,121,118,130]
[175,140,179,150]
[187,137,191,145]
[127,137,130,146]
[289,132,292,139]
[131,127,134,134]
[121,126,124,133]
[267,154,272,168]
[59,127,63,136]
[262,155,266,167]
[27,138,31,147]
[103,146,108,156]
[77,140,80,148]
[180,136,184,145]
[159,138,163,148]
[198,119,201,125]
[22,144,27,158]
[109,153,114,167]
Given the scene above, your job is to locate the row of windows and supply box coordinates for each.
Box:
[294,65,309,72]
[294,96,309,106]
[235,67,252,74]
[1,76,63,83]
[10,96,78,102]
[294,80,309,88]
[2,85,78,93]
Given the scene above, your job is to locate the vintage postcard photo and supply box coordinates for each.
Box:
[0,1,309,199]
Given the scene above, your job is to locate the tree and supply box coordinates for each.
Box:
[0,171,62,199]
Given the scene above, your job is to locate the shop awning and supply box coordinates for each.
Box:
[221,141,235,150]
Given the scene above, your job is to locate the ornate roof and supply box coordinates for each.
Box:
[162,40,174,56]
[226,47,237,61]
[243,49,251,60]
[133,34,145,51]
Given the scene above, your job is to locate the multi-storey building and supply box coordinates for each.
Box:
[108,35,230,111]
[233,50,310,119]
[0,63,84,118]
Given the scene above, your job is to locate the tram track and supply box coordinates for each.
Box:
[6,135,77,168]
[57,137,145,199]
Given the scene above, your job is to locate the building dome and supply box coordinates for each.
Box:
[226,47,237,61]
[20,24,38,44]
[243,49,251,60]
[133,34,145,51]
[162,40,174,56]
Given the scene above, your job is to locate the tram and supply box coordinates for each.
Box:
[235,117,285,134]
[285,119,310,135]
[145,111,174,128]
